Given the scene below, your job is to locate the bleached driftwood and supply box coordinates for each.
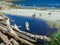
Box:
[6,38,19,45]
[0,22,36,43]
[15,31,37,42]
[11,26,51,42]
[0,25,34,45]
[0,32,9,44]
[0,43,5,45]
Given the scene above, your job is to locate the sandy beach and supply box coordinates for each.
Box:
[0,8,60,21]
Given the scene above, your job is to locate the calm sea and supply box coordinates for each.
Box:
[5,14,57,44]
[12,0,60,8]
[6,14,57,36]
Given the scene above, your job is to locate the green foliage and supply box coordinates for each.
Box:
[48,32,60,45]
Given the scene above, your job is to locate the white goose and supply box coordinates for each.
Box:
[14,24,20,30]
[6,18,10,26]
[25,21,30,31]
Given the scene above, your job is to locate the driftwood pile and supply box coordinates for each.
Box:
[0,13,50,45]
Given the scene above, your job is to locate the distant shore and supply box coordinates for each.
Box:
[0,8,60,21]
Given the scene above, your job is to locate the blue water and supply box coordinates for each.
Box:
[5,14,57,44]
[5,14,57,36]
[12,0,60,8]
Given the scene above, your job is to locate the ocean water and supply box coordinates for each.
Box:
[12,0,60,8]
[5,14,57,44]
[5,14,57,36]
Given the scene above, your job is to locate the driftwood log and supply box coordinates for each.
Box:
[0,25,34,45]
[11,25,50,42]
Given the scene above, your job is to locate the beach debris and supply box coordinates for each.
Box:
[25,21,30,31]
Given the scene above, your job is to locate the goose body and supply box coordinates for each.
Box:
[14,24,19,30]
[6,18,10,26]
[25,21,30,31]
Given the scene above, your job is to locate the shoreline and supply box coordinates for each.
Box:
[0,8,60,21]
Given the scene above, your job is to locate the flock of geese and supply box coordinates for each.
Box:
[5,16,30,31]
